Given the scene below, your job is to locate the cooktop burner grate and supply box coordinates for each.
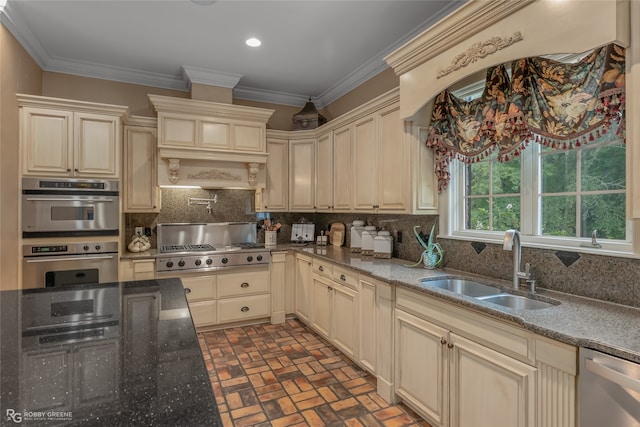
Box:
[187,244,215,251]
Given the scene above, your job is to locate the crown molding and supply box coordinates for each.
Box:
[233,86,309,107]
[384,0,536,76]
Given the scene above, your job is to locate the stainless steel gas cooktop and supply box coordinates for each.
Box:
[155,223,270,273]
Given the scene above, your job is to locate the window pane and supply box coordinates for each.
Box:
[581,144,625,191]
[492,197,520,231]
[542,195,576,236]
[467,198,489,230]
[467,162,489,196]
[581,193,626,239]
[542,150,577,193]
[492,158,520,194]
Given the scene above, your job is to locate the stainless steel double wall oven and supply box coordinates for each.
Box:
[22,177,120,288]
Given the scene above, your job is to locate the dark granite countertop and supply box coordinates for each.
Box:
[0,278,220,426]
[287,244,640,364]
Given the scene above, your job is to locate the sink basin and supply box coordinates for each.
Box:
[419,278,503,298]
[477,293,555,310]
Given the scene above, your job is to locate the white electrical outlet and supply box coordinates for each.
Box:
[135,226,144,236]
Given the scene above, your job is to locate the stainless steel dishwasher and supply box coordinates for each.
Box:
[579,347,640,426]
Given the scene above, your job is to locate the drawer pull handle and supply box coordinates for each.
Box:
[319,266,324,272]
[241,282,250,288]
[241,306,250,312]
[340,274,346,281]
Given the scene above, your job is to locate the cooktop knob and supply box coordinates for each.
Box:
[195,259,202,266]
[83,245,90,251]
[95,245,101,251]
[206,258,213,265]
[257,255,263,261]
[178,260,185,267]
[166,261,174,268]
[246,255,253,262]
[222,257,228,264]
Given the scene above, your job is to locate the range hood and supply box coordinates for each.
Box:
[149,94,274,188]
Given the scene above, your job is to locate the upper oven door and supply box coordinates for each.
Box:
[22,194,119,237]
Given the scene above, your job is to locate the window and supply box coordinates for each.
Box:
[450,130,629,252]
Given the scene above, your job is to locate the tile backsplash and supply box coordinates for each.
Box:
[126,188,640,307]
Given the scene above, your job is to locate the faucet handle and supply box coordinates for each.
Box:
[525,263,531,274]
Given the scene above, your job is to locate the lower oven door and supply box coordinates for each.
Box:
[22,253,119,289]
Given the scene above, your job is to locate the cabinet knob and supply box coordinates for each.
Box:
[66,169,71,172]
[340,274,346,281]
[74,168,78,172]
[440,337,447,345]
[241,282,249,288]
[241,306,250,312]
[265,205,268,209]
[319,266,324,272]
[447,343,454,349]
[184,288,191,295]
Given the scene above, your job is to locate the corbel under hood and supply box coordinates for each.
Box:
[149,94,274,189]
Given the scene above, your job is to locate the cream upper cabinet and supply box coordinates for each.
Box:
[19,96,127,178]
[315,132,333,211]
[412,125,438,213]
[123,120,159,213]
[149,95,273,154]
[264,137,289,212]
[333,125,353,212]
[352,114,377,211]
[288,137,316,212]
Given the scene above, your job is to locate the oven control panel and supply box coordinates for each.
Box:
[156,250,271,273]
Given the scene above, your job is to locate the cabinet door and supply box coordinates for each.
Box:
[289,139,316,211]
[413,125,438,213]
[377,104,408,212]
[124,125,159,212]
[74,339,120,408]
[22,107,73,176]
[123,292,159,393]
[352,114,377,211]
[234,122,264,152]
[316,132,333,211]
[450,333,536,427]
[358,278,376,373]
[395,309,449,427]
[331,282,358,360]
[74,112,120,177]
[333,125,352,211]
[21,347,73,411]
[264,138,289,211]
[311,275,332,338]
[294,254,312,322]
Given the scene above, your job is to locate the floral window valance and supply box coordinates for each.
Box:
[427,44,626,192]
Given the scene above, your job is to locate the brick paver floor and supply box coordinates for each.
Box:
[199,319,432,427]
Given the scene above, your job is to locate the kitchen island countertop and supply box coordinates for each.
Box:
[0,278,220,426]
[285,244,640,364]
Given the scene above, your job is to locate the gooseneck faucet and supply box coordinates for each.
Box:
[503,229,531,290]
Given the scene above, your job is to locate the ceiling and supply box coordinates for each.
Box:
[1,0,465,108]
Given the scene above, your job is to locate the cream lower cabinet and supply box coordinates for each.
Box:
[310,272,358,361]
[394,287,576,427]
[294,253,313,322]
[119,259,155,281]
[270,251,287,324]
[358,276,377,374]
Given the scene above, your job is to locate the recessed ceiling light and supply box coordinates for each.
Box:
[246,38,262,48]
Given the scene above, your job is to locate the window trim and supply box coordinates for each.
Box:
[440,152,637,258]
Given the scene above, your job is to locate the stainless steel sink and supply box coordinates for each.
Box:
[477,293,555,310]
[419,278,503,298]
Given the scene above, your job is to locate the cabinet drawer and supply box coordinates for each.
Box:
[217,269,270,298]
[182,276,216,301]
[188,300,216,327]
[217,294,271,323]
[332,265,358,290]
[312,259,332,278]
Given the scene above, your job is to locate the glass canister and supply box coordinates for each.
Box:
[361,225,378,256]
[350,220,365,253]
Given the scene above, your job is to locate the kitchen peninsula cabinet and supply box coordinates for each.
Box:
[18,95,127,178]
[123,119,160,212]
